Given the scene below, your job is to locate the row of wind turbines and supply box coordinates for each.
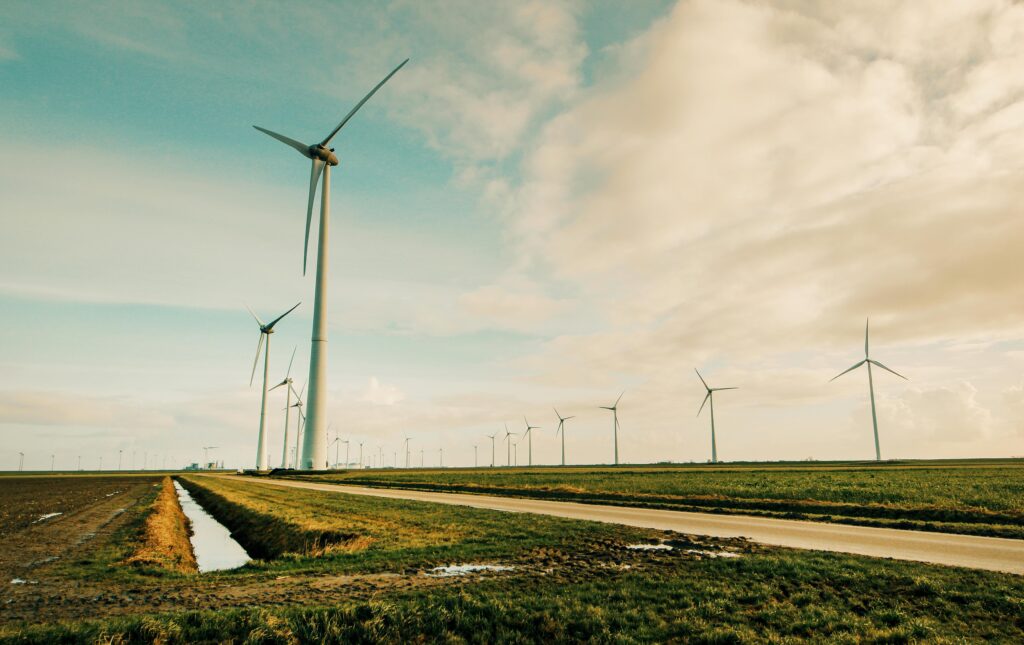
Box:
[247,312,904,469]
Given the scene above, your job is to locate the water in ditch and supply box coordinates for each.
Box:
[173,480,250,572]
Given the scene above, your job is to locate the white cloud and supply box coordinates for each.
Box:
[359,377,405,406]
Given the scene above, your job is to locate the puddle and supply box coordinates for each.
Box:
[627,543,673,551]
[33,512,62,524]
[686,549,742,559]
[424,564,515,578]
[173,481,250,572]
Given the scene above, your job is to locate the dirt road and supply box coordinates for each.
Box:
[238,476,1024,575]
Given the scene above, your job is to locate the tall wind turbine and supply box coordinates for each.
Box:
[254,59,409,471]
[503,424,515,467]
[599,393,624,466]
[486,434,496,467]
[696,369,737,464]
[522,417,539,466]
[554,408,574,466]
[403,437,411,468]
[269,347,298,468]
[831,319,907,461]
[247,302,301,470]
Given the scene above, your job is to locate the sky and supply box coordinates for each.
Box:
[2,0,1023,471]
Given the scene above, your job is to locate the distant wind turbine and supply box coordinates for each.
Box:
[831,319,907,461]
[522,417,539,466]
[403,437,411,468]
[599,393,624,465]
[554,408,574,466]
[269,347,298,468]
[486,434,496,467]
[290,380,307,467]
[254,59,409,471]
[247,302,301,470]
[695,369,737,464]
[503,424,515,467]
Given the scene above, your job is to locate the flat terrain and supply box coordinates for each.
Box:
[243,476,1024,574]
[2,472,1023,642]
[278,459,1024,539]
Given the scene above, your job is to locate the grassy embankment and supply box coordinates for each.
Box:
[5,474,1024,643]
[124,477,197,574]
[278,459,1024,539]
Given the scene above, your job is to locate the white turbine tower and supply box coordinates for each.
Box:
[554,408,574,467]
[253,59,409,471]
[289,380,307,467]
[831,319,907,461]
[486,434,496,467]
[503,424,515,467]
[269,347,298,468]
[599,393,624,466]
[695,369,737,464]
[247,302,301,470]
[522,417,539,466]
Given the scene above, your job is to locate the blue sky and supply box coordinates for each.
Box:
[3,1,1024,470]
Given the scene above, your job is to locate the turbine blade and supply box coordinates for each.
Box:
[830,360,866,382]
[249,333,265,387]
[321,58,410,146]
[245,303,265,328]
[269,379,288,391]
[713,387,738,391]
[865,318,870,357]
[869,359,908,380]
[565,416,575,420]
[697,392,710,416]
[304,159,325,275]
[298,379,307,399]
[695,368,709,390]
[615,391,624,407]
[286,346,296,379]
[253,126,309,156]
[266,301,301,330]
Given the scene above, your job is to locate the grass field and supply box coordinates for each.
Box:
[276,459,1024,539]
[3,472,1023,642]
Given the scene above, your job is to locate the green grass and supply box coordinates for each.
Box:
[7,548,1024,643]
[276,459,1024,539]
[5,473,1023,642]
[177,474,666,575]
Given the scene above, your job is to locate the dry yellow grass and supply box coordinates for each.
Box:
[125,476,197,574]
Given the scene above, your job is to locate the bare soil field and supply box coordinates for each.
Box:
[0,475,157,538]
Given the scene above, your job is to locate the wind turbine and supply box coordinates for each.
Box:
[696,369,737,464]
[473,444,478,468]
[403,437,411,468]
[269,347,298,468]
[599,393,624,466]
[554,408,574,466]
[18,452,23,471]
[247,302,301,470]
[522,417,539,466]
[486,434,496,467]
[254,59,409,471]
[289,380,307,467]
[503,424,516,466]
[831,319,907,461]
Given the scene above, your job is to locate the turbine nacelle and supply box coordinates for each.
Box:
[308,144,339,166]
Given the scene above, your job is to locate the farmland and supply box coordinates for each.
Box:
[277,459,1024,539]
[2,473,1023,642]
